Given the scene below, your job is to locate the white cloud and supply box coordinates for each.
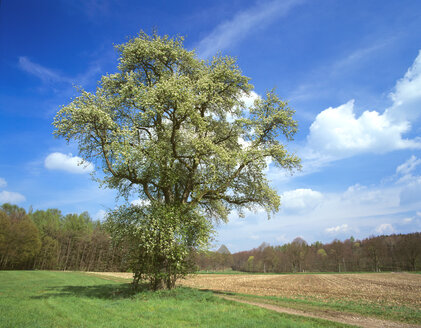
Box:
[403,217,413,224]
[304,51,421,164]
[218,165,421,250]
[305,100,418,160]
[342,184,387,205]
[0,191,26,204]
[94,209,107,221]
[45,152,94,174]
[325,224,349,234]
[399,176,421,206]
[396,155,421,176]
[275,234,288,244]
[18,57,71,84]
[281,188,323,213]
[0,178,26,205]
[131,198,151,207]
[196,0,304,58]
[241,91,260,110]
[386,50,421,122]
[375,223,394,234]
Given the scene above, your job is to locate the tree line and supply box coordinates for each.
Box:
[2,202,420,273]
[195,234,421,273]
[0,203,128,271]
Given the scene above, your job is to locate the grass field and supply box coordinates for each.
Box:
[0,271,354,328]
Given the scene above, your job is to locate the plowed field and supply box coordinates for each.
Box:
[179,273,421,308]
[92,272,421,308]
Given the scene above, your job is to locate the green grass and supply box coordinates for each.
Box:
[226,292,421,325]
[0,271,354,328]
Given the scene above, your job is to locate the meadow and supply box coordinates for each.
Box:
[0,271,353,328]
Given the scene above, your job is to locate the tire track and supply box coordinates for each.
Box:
[219,295,421,328]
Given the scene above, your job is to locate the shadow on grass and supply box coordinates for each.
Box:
[199,289,236,296]
[31,282,150,300]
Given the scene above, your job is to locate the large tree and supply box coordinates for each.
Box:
[54,31,300,289]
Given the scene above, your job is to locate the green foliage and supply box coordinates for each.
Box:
[317,248,327,258]
[106,203,212,290]
[1,203,26,219]
[31,208,61,236]
[223,234,421,273]
[54,31,301,289]
[0,204,41,269]
[1,204,127,272]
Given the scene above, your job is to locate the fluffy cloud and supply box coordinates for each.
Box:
[375,223,394,234]
[281,188,323,213]
[305,51,421,162]
[0,178,25,204]
[0,191,26,204]
[45,152,94,174]
[241,91,260,110]
[306,100,416,159]
[325,224,349,234]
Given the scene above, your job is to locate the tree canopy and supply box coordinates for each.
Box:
[53,31,301,289]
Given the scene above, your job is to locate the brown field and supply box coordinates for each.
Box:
[92,272,421,308]
[180,273,421,308]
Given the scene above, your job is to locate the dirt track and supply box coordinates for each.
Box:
[219,295,421,328]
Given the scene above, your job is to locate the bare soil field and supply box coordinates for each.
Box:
[91,272,421,308]
[180,273,421,308]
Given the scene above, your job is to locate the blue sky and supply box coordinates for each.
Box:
[1,0,421,252]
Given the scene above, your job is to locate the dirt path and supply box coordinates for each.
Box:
[219,295,421,328]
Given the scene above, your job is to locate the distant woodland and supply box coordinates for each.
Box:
[1,203,420,272]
